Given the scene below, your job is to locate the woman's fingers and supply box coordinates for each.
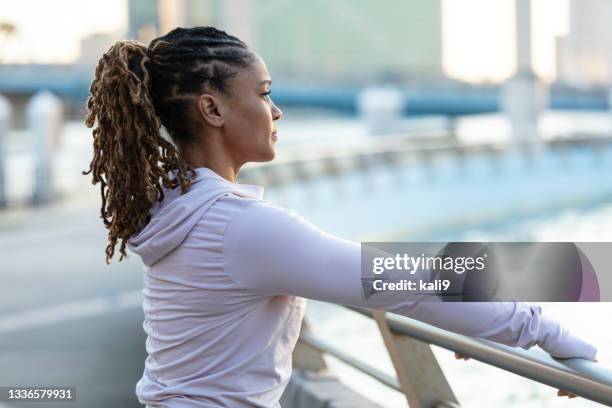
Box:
[557,389,577,398]
[454,352,470,360]
[557,358,597,397]
[453,353,585,399]
[453,351,590,397]
[452,352,580,399]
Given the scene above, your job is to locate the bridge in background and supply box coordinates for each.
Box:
[0,64,610,125]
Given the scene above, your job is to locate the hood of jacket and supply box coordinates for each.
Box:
[127,167,264,266]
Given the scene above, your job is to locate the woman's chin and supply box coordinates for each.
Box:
[265,148,276,162]
[251,148,276,163]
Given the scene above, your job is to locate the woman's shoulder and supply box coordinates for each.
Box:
[223,197,321,248]
[212,192,267,214]
[214,192,296,215]
[205,193,306,235]
[200,193,280,232]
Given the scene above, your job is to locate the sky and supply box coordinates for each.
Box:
[0,0,569,83]
[442,0,569,82]
[0,0,127,63]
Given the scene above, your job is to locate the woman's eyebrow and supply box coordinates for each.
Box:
[260,79,272,86]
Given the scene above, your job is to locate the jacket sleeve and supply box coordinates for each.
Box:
[223,200,597,361]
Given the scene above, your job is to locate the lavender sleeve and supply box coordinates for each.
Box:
[223,200,597,361]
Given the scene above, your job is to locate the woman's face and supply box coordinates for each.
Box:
[222,53,283,164]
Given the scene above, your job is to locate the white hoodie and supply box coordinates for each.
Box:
[128,167,597,408]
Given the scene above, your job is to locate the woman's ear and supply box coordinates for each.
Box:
[196,93,226,128]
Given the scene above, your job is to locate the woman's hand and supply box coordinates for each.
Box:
[453,352,592,399]
[454,352,470,361]
[556,389,576,398]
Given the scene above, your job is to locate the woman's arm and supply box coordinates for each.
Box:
[223,200,597,361]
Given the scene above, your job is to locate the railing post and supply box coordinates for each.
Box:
[0,94,10,208]
[26,90,63,206]
[372,310,459,407]
[501,0,547,146]
[357,86,403,136]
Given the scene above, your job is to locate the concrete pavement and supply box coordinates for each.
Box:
[0,202,148,407]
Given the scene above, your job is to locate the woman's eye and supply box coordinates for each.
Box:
[262,91,271,100]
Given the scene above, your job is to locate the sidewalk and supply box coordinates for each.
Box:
[0,190,147,407]
[0,186,99,232]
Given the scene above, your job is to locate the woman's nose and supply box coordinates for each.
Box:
[272,102,282,121]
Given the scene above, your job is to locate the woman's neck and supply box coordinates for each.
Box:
[180,142,240,183]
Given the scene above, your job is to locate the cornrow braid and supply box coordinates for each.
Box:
[147,27,253,141]
[84,27,254,264]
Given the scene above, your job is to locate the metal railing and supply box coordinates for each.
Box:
[239,131,612,188]
[294,305,612,407]
[259,132,612,406]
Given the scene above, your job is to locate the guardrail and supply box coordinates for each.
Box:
[294,305,612,407]
[239,131,612,188]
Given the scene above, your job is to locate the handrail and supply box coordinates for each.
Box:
[296,305,612,406]
[340,305,612,406]
[274,133,612,405]
[253,131,612,168]
[239,132,612,187]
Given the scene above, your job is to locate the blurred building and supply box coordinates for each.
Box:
[79,33,118,66]
[143,0,443,81]
[556,0,612,86]
[158,0,215,36]
[251,0,442,80]
[129,0,215,41]
[128,0,160,43]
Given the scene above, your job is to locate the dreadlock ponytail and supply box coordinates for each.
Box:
[84,40,193,264]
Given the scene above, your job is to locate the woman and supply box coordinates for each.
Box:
[84,27,595,407]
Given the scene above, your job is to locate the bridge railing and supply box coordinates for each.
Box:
[239,132,612,188]
[293,305,612,407]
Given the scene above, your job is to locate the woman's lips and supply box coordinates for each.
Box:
[271,132,277,141]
